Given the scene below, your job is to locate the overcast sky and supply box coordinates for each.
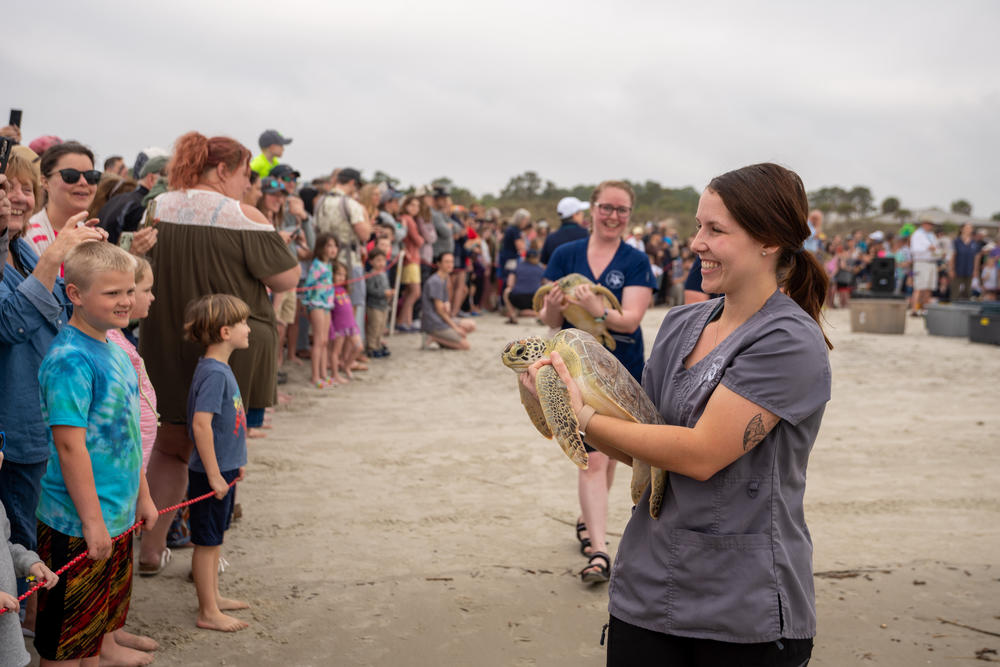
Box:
[6,0,999,216]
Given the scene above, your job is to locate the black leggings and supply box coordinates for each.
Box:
[607,615,812,667]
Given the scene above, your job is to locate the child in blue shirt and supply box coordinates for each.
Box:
[183,294,251,633]
[34,241,158,664]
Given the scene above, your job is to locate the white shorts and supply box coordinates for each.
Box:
[912,261,938,291]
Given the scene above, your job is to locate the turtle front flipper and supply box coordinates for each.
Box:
[648,467,667,519]
[535,365,589,469]
[592,285,624,314]
[630,460,651,505]
[518,380,552,439]
[532,283,554,313]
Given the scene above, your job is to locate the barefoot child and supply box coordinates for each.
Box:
[301,234,337,387]
[104,256,160,658]
[328,262,363,383]
[183,294,251,632]
[1,443,59,667]
[33,242,159,666]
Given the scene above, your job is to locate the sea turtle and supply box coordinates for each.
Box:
[500,328,667,518]
[532,274,624,350]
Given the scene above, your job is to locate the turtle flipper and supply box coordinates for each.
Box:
[532,283,554,313]
[518,380,552,439]
[592,285,624,314]
[598,325,617,351]
[648,467,667,519]
[630,460,651,505]
[535,365,589,469]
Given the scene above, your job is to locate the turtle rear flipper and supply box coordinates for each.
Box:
[649,467,667,519]
[518,380,552,439]
[630,460,651,505]
[535,365,589,469]
[599,328,617,351]
[591,285,624,314]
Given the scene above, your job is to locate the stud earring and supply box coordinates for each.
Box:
[761,251,767,256]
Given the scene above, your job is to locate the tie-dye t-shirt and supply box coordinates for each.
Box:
[186,357,248,474]
[36,325,142,538]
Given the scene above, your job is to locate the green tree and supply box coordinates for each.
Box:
[880,197,900,214]
[848,186,874,218]
[992,211,1000,221]
[499,171,544,199]
[950,199,972,215]
[371,170,400,188]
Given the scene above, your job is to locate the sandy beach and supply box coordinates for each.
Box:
[29,304,1000,666]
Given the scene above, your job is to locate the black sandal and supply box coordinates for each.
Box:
[580,551,611,584]
[576,521,592,556]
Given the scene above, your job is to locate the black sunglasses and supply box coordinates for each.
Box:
[56,168,102,185]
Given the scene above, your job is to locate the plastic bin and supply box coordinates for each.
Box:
[925,302,980,337]
[969,304,1000,345]
[849,295,907,334]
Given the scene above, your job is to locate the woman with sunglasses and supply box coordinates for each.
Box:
[24,142,100,256]
[538,180,657,585]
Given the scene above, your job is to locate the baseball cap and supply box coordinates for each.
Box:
[139,155,169,178]
[336,167,363,186]
[258,129,292,150]
[380,188,403,205]
[269,163,300,181]
[557,196,590,219]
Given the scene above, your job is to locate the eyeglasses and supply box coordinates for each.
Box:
[56,168,102,185]
[278,174,297,182]
[596,203,632,219]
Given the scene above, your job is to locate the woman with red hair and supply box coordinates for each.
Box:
[137,132,299,576]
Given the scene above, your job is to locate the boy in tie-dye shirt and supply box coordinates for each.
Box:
[34,242,158,663]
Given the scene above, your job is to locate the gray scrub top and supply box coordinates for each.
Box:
[609,291,831,643]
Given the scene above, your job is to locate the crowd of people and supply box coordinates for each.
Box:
[0,116,988,666]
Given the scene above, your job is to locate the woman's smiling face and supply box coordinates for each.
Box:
[692,188,768,295]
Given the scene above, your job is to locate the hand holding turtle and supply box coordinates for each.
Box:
[569,283,605,318]
[521,351,585,416]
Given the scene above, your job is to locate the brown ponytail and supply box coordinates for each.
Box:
[708,163,833,349]
[167,131,250,191]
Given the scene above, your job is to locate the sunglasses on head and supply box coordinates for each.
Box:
[263,179,286,192]
[56,168,102,185]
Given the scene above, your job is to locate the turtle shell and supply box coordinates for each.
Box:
[551,329,664,426]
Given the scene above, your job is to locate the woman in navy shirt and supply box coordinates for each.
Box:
[539,180,656,584]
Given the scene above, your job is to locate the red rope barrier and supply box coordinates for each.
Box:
[293,252,402,292]
[0,480,239,614]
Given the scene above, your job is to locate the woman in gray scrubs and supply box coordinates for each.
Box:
[523,163,832,665]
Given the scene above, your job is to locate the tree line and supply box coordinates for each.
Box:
[371,170,1000,233]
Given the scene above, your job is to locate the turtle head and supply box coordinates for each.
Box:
[500,337,548,372]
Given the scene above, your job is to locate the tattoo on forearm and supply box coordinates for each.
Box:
[743,414,767,452]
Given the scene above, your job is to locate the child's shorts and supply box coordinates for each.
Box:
[33,522,133,661]
[188,468,240,547]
